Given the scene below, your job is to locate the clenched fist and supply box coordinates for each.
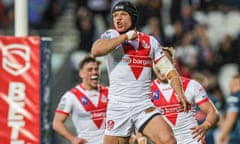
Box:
[125,30,137,40]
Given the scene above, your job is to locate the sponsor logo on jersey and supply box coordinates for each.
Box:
[162,87,172,91]
[58,104,65,110]
[91,110,106,120]
[153,90,160,100]
[160,104,185,115]
[128,55,152,67]
[81,96,88,105]
[106,120,115,130]
[115,55,152,67]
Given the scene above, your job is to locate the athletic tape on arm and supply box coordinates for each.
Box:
[155,56,175,78]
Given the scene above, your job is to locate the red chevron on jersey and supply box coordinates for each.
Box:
[152,77,191,125]
[71,86,108,129]
[122,32,151,79]
[152,83,180,125]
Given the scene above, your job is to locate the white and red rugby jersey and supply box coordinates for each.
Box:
[101,29,165,103]
[151,77,209,143]
[55,84,108,144]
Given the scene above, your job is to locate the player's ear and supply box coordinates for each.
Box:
[79,70,84,79]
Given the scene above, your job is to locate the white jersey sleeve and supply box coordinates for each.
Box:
[56,91,74,114]
[186,79,208,105]
[149,35,165,62]
[101,29,120,39]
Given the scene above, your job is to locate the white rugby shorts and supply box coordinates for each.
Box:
[105,99,162,137]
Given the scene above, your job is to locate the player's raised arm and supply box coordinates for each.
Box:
[91,30,137,57]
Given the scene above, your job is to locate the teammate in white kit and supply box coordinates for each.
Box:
[151,47,219,144]
[91,1,189,144]
[52,55,108,144]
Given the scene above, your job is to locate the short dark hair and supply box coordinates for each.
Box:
[78,55,101,70]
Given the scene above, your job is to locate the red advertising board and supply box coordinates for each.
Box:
[0,36,41,144]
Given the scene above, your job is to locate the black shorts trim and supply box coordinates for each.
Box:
[138,113,161,133]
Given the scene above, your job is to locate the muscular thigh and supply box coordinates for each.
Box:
[142,115,175,143]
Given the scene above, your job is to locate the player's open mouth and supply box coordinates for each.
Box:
[90,75,98,80]
[116,22,123,28]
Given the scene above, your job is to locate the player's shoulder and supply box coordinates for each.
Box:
[106,28,118,32]
[180,76,201,88]
[60,90,75,101]
[67,85,83,96]
[104,29,119,35]
[182,77,204,89]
